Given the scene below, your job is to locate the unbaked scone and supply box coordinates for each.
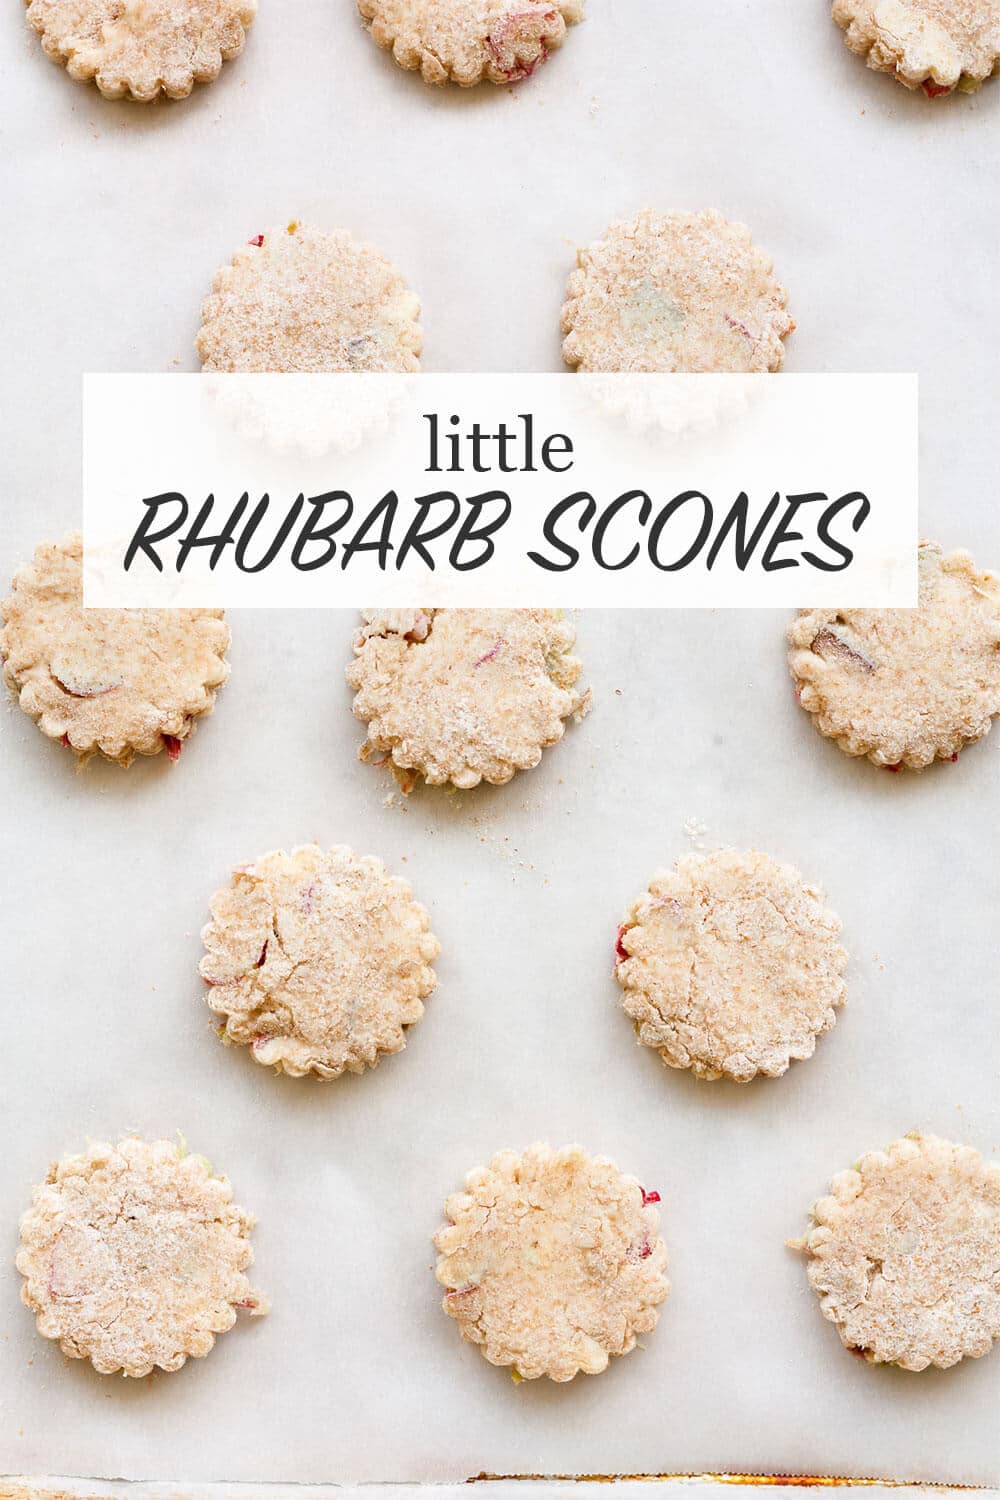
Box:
[561,210,794,374]
[201,843,440,1078]
[0,533,230,766]
[833,0,1000,95]
[615,849,847,1083]
[347,608,590,791]
[16,1137,266,1377]
[796,1134,1000,1370]
[789,541,1000,770]
[26,0,256,101]
[434,1143,669,1381]
[357,0,584,85]
[196,222,422,372]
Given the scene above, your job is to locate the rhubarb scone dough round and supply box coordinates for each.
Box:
[0,533,230,766]
[196,222,422,372]
[25,0,256,101]
[434,1144,670,1381]
[16,1137,266,1377]
[833,0,1000,95]
[561,210,794,374]
[799,1134,1000,1370]
[347,608,590,790]
[358,0,584,85]
[616,849,847,1083]
[789,542,1000,769]
[201,844,439,1078]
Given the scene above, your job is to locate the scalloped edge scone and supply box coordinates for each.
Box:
[201,844,440,1079]
[0,532,230,767]
[788,540,1000,770]
[434,1143,670,1381]
[793,1133,1000,1371]
[832,0,1000,96]
[615,849,847,1083]
[197,222,422,373]
[25,0,256,101]
[357,0,584,86]
[17,1136,267,1377]
[346,608,591,791]
[561,209,794,374]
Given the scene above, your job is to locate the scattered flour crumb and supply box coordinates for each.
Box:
[683,816,709,850]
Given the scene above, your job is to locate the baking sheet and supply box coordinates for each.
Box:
[2,0,1000,1488]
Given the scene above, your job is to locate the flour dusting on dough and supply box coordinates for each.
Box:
[799,1133,1000,1370]
[616,849,847,1083]
[434,1143,670,1381]
[17,1137,266,1377]
[347,608,590,790]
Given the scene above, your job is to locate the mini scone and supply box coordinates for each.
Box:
[796,1134,1000,1371]
[0,533,230,766]
[16,1137,266,1377]
[832,0,1000,96]
[561,209,794,374]
[347,608,590,791]
[789,541,1000,770]
[201,843,439,1078]
[434,1143,669,1381]
[25,0,256,101]
[196,222,422,373]
[615,849,847,1083]
[357,0,584,86]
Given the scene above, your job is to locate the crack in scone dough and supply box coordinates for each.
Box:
[201,844,440,1078]
[788,541,1000,769]
[347,608,590,790]
[561,209,794,374]
[16,1137,266,1377]
[196,222,422,373]
[800,1134,1000,1371]
[357,0,584,86]
[833,0,1000,93]
[616,849,847,1083]
[25,0,256,101]
[0,533,230,766]
[434,1143,670,1381]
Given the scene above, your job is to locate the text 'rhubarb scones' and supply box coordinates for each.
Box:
[833,0,1000,96]
[561,210,794,373]
[347,608,590,790]
[358,0,584,86]
[16,1137,266,1378]
[434,1144,669,1382]
[26,0,256,100]
[615,849,847,1083]
[789,541,1000,770]
[796,1134,1000,1371]
[196,222,422,372]
[0,533,230,766]
[201,844,439,1079]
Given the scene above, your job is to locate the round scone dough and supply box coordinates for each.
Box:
[196,222,422,373]
[798,1134,1000,1370]
[347,608,590,791]
[789,541,1000,770]
[16,1137,267,1377]
[434,1143,670,1381]
[615,849,847,1083]
[357,0,584,86]
[561,210,794,374]
[832,0,1000,95]
[0,533,230,766]
[201,843,440,1078]
[25,0,256,101]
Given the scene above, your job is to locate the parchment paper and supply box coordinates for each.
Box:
[1,0,999,1488]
